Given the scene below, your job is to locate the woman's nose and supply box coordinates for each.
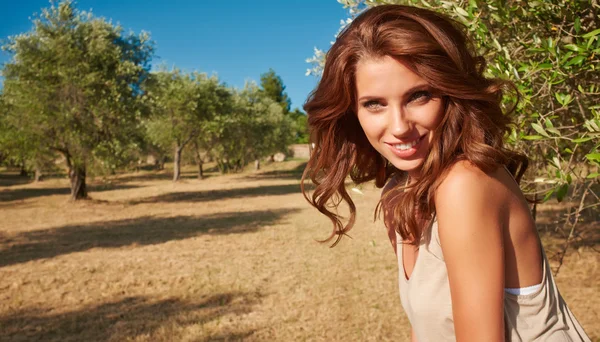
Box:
[389,106,412,137]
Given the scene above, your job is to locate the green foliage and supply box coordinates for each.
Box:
[145,67,231,180]
[259,69,309,144]
[290,108,310,144]
[204,83,296,173]
[0,0,304,192]
[315,0,600,205]
[1,0,153,194]
[260,68,292,113]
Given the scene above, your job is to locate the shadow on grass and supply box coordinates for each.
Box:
[112,171,197,183]
[0,209,298,267]
[129,183,310,205]
[244,162,308,181]
[0,172,32,187]
[112,168,221,184]
[0,184,142,203]
[0,291,259,342]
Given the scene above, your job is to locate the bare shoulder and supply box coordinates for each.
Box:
[435,160,507,209]
[434,160,510,240]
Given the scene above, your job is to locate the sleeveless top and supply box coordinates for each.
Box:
[395,221,591,341]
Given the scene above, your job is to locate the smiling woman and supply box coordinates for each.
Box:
[355,56,444,175]
[301,4,590,342]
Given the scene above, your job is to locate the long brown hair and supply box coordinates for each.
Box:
[301,4,528,246]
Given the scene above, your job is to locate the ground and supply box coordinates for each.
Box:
[0,160,598,341]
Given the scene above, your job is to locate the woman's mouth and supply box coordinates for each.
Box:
[387,134,426,158]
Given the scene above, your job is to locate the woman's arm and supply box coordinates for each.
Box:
[435,162,506,341]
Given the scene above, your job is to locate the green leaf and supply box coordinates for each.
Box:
[531,123,550,137]
[585,153,600,162]
[566,55,586,66]
[522,135,544,140]
[574,17,581,34]
[563,44,581,52]
[542,189,554,202]
[587,36,597,49]
[587,172,600,179]
[556,184,568,202]
[582,28,600,38]
[538,63,553,70]
[455,6,469,17]
[572,136,594,143]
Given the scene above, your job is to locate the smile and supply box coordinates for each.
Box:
[390,135,425,151]
[386,134,426,158]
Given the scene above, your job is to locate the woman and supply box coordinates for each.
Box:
[301,4,590,342]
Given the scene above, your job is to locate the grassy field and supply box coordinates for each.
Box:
[0,160,598,341]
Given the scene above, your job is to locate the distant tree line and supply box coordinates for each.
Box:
[0,0,309,200]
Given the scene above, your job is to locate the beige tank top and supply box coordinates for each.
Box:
[396,221,591,341]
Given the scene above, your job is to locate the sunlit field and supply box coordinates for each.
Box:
[1,160,598,341]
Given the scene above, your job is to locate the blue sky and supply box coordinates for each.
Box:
[0,0,349,110]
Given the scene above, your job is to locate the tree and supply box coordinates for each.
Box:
[146,68,230,181]
[290,108,309,144]
[260,68,291,113]
[205,83,295,172]
[1,0,154,200]
[0,92,56,181]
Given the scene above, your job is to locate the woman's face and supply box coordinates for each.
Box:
[355,56,444,178]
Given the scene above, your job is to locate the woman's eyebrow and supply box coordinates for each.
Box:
[357,95,384,102]
[357,83,431,102]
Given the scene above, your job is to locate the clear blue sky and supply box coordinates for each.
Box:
[0,0,349,110]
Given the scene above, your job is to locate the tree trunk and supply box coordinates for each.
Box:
[193,141,204,180]
[173,146,183,182]
[19,163,27,177]
[254,159,260,171]
[197,162,204,179]
[34,167,43,182]
[268,154,275,162]
[69,166,87,200]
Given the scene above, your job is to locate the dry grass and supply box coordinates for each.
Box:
[0,160,598,341]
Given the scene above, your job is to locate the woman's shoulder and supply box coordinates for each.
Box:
[435,160,510,204]
[434,160,511,230]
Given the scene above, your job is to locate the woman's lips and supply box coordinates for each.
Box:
[386,134,426,158]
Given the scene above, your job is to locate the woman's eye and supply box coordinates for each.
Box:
[363,100,383,110]
[409,90,432,103]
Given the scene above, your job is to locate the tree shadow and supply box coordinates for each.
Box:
[0,172,32,187]
[129,183,310,204]
[0,292,259,342]
[111,169,217,184]
[0,184,142,203]
[244,162,308,181]
[0,209,298,267]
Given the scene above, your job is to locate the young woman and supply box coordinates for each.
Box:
[301,5,590,342]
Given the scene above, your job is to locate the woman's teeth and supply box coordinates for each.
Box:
[394,138,420,151]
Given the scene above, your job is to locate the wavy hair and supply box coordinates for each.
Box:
[301,4,528,246]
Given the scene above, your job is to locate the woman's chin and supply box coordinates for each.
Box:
[388,158,425,176]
